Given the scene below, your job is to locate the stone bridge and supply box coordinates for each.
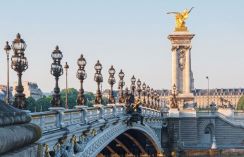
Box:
[3,105,244,157]
[31,104,163,157]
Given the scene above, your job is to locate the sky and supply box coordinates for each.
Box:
[0,0,243,93]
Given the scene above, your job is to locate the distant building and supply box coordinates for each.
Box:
[160,88,244,109]
[0,85,13,102]
[13,81,43,100]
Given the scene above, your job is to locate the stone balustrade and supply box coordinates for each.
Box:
[30,104,161,133]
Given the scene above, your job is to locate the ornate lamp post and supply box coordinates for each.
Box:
[4,41,11,104]
[108,65,116,104]
[136,79,142,99]
[77,54,87,106]
[94,60,103,104]
[150,88,154,108]
[157,94,160,110]
[146,85,150,107]
[64,62,69,109]
[130,75,136,96]
[50,46,63,107]
[154,91,158,109]
[142,82,146,104]
[118,69,125,103]
[11,33,28,109]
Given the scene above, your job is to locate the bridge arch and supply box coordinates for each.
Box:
[78,122,162,157]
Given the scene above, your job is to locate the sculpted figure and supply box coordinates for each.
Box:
[167,7,194,31]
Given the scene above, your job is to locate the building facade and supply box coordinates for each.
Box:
[13,81,43,100]
[161,88,244,109]
[0,85,13,102]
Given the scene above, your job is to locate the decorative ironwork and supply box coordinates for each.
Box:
[118,69,125,103]
[50,46,63,107]
[4,41,11,104]
[142,82,146,105]
[94,60,103,104]
[136,79,142,99]
[170,84,178,108]
[11,33,28,109]
[146,85,150,107]
[130,75,136,96]
[108,65,116,104]
[77,54,87,105]
[64,62,69,109]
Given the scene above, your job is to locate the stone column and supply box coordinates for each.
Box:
[185,47,191,94]
[172,47,178,90]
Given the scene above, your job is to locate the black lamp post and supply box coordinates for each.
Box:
[156,93,160,110]
[4,41,11,104]
[118,69,125,103]
[11,33,28,109]
[50,46,63,107]
[108,65,116,104]
[150,88,154,108]
[154,91,158,109]
[142,82,146,104]
[77,54,87,106]
[64,62,69,109]
[130,75,136,96]
[136,79,142,99]
[146,85,150,107]
[94,60,103,104]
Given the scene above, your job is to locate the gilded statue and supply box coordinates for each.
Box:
[167,7,194,31]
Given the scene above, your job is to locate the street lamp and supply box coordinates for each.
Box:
[108,65,116,104]
[157,94,160,110]
[4,41,11,104]
[118,69,125,103]
[146,85,150,107]
[150,88,154,108]
[94,60,103,104]
[50,46,63,107]
[130,75,136,96]
[64,62,69,109]
[154,91,158,109]
[77,54,87,106]
[142,82,146,104]
[11,33,28,109]
[206,76,210,110]
[137,79,142,99]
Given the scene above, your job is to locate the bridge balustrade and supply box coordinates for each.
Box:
[30,105,161,134]
[31,111,59,132]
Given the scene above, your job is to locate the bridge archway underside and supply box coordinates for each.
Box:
[99,129,157,156]
[78,122,163,157]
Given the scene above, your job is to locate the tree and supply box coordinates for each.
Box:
[26,97,37,112]
[36,96,52,112]
[237,96,244,110]
[84,92,95,107]
[61,88,78,109]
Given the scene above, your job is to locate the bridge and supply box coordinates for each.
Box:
[2,102,244,157]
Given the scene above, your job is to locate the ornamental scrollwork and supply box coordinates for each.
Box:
[178,49,185,71]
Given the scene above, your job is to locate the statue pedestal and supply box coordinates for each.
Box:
[180,109,196,117]
[169,108,179,117]
[178,93,195,110]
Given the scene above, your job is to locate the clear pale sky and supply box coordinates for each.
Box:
[0,0,243,93]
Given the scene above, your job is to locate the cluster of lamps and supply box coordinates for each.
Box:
[3,33,162,111]
[130,76,162,110]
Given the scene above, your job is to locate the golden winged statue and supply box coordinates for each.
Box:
[167,7,194,31]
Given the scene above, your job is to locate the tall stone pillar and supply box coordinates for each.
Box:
[168,31,195,107]
[172,48,178,88]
